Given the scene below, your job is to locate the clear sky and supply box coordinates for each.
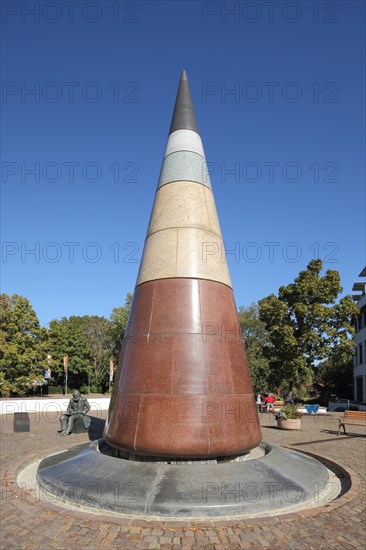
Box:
[1,0,365,326]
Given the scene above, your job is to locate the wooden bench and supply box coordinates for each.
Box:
[272,400,284,411]
[263,399,284,412]
[338,410,366,435]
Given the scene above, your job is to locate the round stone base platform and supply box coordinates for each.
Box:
[36,439,330,518]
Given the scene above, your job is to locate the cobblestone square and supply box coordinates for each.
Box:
[1,410,365,549]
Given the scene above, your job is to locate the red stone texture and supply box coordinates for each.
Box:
[104,278,262,457]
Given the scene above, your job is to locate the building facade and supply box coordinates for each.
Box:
[352,267,366,402]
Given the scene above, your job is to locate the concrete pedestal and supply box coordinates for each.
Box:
[37,439,329,518]
[71,417,89,434]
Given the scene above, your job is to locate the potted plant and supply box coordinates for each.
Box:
[276,404,302,430]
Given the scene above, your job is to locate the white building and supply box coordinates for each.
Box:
[352,267,366,402]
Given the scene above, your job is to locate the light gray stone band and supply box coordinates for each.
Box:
[157,151,212,190]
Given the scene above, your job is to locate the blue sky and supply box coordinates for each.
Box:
[1,0,365,326]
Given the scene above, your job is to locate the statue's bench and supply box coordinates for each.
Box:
[72,416,90,434]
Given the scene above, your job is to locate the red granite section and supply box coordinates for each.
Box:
[104,278,262,457]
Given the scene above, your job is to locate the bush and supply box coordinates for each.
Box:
[48,385,64,394]
[80,384,101,394]
[276,403,302,420]
[0,373,14,397]
[12,375,45,396]
[293,386,308,400]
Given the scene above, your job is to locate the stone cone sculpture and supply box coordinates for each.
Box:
[104,70,262,458]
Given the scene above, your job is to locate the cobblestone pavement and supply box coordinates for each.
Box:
[1,409,365,549]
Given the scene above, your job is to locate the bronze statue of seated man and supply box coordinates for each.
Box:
[59,390,91,435]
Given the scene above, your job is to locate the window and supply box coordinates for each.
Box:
[356,377,363,402]
[359,343,363,364]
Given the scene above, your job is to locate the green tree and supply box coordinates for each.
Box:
[47,316,92,391]
[109,293,133,363]
[238,303,271,392]
[258,260,358,393]
[82,316,113,391]
[0,294,47,396]
[315,358,354,400]
[48,315,114,393]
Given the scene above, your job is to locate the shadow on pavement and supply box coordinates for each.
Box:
[88,416,106,440]
[261,425,280,430]
[292,433,365,446]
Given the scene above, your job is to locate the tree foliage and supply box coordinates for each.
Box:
[238,303,272,392]
[0,294,47,396]
[315,358,354,399]
[258,260,358,392]
[47,316,92,391]
[0,292,132,396]
[48,315,115,392]
[109,292,133,363]
[82,316,113,391]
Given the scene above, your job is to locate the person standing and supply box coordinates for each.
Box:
[256,393,263,413]
[286,391,293,404]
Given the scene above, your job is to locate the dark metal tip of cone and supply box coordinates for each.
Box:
[169,70,199,135]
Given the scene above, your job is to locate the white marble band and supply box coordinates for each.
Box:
[136,227,232,287]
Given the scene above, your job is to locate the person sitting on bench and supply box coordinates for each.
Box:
[263,394,276,412]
